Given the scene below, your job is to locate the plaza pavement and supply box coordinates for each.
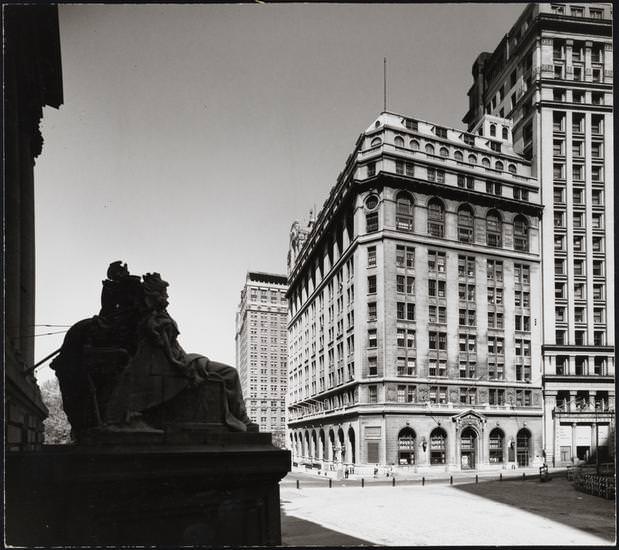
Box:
[280,477,615,546]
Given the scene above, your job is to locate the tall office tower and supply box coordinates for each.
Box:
[287,111,544,474]
[463,3,614,467]
[235,272,289,447]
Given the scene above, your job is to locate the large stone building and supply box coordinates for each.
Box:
[463,2,614,468]
[287,111,544,474]
[235,272,288,447]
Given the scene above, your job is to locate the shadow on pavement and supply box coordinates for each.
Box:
[454,477,615,542]
[281,504,374,546]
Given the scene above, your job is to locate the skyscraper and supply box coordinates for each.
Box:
[235,272,288,447]
[287,111,544,474]
[463,2,614,467]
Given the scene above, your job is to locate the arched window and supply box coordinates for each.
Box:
[508,163,517,174]
[495,161,504,171]
[371,137,382,147]
[457,205,475,243]
[482,157,491,168]
[490,124,497,137]
[454,150,464,162]
[486,210,502,247]
[394,135,405,147]
[513,215,529,251]
[468,154,477,165]
[410,140,420,150]
[427,198,445,237]
[395,192,414,233]
[348,427,356,464]
[516,428,531,467]
[439,147,449,158]
[425,143,435,155]
[502,127,509,139]
[489,428,504,463]
[430,428,447,464]
[398,427,416,465]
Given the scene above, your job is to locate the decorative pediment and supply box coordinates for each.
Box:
[451,409,487,430]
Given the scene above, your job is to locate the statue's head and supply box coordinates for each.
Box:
[107,261,130,281]
[142,272,170,310]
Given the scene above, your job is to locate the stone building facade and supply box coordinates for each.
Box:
[287,112,544,474]
[235,272,288,447]
[463,2,614,468]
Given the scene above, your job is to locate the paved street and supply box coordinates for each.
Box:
[280,476,615,546]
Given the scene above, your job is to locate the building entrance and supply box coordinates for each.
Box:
[517,428,531,467]
[460,428,477,470]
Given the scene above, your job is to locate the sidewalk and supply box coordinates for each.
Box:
[280,477,615,546]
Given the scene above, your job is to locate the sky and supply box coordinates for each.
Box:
[34,2,527,383]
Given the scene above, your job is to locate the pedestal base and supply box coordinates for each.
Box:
[6,440,290,546]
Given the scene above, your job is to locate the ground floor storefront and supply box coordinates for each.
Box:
[288,408,544,475]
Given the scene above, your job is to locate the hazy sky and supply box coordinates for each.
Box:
[34,2,526,383]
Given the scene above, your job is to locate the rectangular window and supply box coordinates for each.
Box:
[366,212,378,232]
[367,162,376,177]
[428,250,446,272]
[367,246,376,267]
[368,329,377,348]
[368,385,378,403]
[368,356,377,376]
[395,160,404,175]
[368,275,376,294]
[368,302,377,322]
[435,127,447,139]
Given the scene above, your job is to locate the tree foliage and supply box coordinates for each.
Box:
[40,377,72,444]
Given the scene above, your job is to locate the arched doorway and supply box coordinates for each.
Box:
[311,430,317,461]
[517,428,531,467]
[348,427,356,464]
[397,427,416,464]
[489,428,504,464]
[430,428,447,464]
[338,428,346,463]
[319,429,325,461]
[328,429,336,462]
[460,427,477,470]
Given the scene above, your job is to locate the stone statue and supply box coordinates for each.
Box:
[51,262,256,442]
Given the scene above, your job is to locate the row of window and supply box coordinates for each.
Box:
[366,194,530,251]
[553,163,604,181]
[367,385,534,408]
[367,328,530,355]
[555,305,607,325]
[552,88,606,105]
[552,112,604,134]
[554,234,606,255]
[553,186,605,208]
[551,4,607,20]
[552,64,605,82]
[553,139,604,159]
[555,329,607,346]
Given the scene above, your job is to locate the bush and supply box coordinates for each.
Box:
[40,378,72,444]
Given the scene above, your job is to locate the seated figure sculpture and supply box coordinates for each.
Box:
[51,262,255,441]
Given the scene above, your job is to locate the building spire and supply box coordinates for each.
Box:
[383,57,387,112]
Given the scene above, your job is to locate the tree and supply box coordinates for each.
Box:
[39,378,72,444]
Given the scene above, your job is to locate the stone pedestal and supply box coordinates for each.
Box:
[6,437,290,546]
